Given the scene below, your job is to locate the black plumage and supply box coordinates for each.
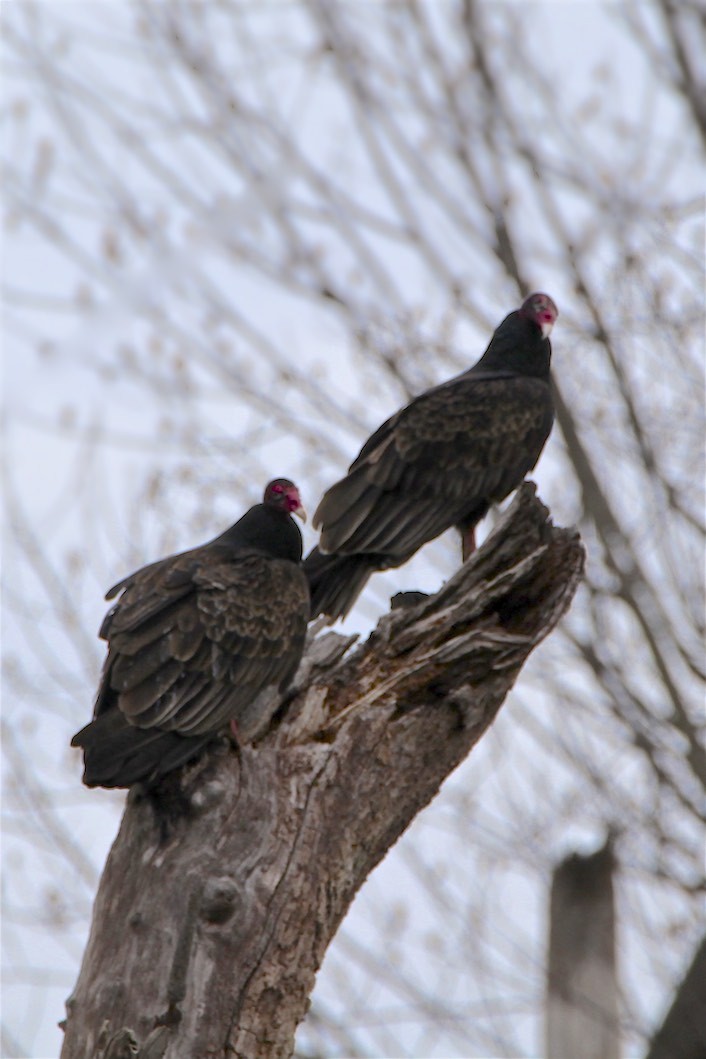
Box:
[72,479,309,789]
[305,293,558,620]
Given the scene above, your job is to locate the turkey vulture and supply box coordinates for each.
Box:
[305,292,558,620]
[72,479,309,789]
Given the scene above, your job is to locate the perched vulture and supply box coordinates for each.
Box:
[305,292,558,620]
[72,479,309,789]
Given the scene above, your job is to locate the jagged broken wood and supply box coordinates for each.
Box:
[60,483,585,1059]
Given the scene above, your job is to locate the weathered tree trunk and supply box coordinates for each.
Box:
[61,484,584,1059]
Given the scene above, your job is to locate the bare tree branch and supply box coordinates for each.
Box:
[646,933,706,1059]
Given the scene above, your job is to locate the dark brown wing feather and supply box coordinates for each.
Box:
[96,554,309,737]
[74,496,309,786]
[315,375,552,558]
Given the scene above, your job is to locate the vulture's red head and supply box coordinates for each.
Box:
[520,293,558,339]
[264,479,307,522]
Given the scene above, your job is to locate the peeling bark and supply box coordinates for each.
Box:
[61,484,584,1059]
